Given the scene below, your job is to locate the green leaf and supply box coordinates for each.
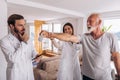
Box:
[106,25,112,32]
[102,25,112,32]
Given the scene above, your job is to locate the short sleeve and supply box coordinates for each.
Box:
[76,34,84,43]
[110,33,119,53]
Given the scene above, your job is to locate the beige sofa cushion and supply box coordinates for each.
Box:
[37,56,60,71]
[35,55,60,80]
[33,68,47,80]
[42,59,60,73]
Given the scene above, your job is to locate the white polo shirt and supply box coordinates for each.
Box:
[77,32,119,80]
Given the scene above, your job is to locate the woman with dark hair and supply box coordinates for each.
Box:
[63,22,74,35]
[50,22,82,80]
[51,22,74,55]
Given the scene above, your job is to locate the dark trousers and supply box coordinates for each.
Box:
[83,75,94,80]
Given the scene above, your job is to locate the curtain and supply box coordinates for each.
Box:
[34,20,45,54]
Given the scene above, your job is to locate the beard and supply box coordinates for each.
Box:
[21,29,25,35]
[87,26,96,33]
[14,27,25,36]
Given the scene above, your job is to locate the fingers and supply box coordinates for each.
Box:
[22,33,29,42]
[40,30,49,38]
[39,30,54,39]
[48,32,53,39]
[39,30,44,35]
[17,33,24,41]
[18,32,22,38]
[18,33,29,42]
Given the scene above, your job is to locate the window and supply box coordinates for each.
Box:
[29,26,35,45]
[104,19,120,48]
[29,23,62,53]
[52,24,62,52]
[41,24,52,50]
[41,23,62,52]
[104,19,120,74]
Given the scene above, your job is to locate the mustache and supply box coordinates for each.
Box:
[21,28,25,32]
[88,27,91,30]
[20,28,25,36]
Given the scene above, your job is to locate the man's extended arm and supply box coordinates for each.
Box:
[112,52,120,79]
[40,30,79,43]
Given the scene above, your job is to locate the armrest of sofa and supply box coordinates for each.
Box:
[33,68,47,80]
[37,56,60,69]
[37,56,60,73]
[34,56,60,80]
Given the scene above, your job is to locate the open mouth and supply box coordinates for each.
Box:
[88,27,91,30]
[21,32,25,35]
[21,29,25,35]
[87,27,96,33]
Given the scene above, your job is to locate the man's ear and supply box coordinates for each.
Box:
[9,24,14,29]
[9,24,15,32]
[98,20,102,25]
[96,19,102,26]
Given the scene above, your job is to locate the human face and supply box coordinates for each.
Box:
[12,19,26,35]
[64,25,73,35]
[87,15,101,33]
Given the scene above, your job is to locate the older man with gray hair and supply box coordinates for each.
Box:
[40,13,120,80]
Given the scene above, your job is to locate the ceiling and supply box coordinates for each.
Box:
[8,3,71,22]
[28,0,120,14]
[7,0,120,22]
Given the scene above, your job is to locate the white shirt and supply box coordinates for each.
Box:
[78,32,119,80]
[57,42,82,80]
[0,33,37,80]
[52,39,82,56]
[51,39,63,54]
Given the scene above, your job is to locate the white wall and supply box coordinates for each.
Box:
[76,17,87,34]
[25,23,30,35]
[46,17,85,35]
[0,0,7,80]
[101,11,120,19]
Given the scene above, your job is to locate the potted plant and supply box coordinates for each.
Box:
[102,25,112,32]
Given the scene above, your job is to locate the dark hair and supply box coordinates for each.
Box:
[63,22,74,35]
[7,14,24,26]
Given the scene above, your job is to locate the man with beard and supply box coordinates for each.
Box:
[40,13,120,80]
[0,14,41,80]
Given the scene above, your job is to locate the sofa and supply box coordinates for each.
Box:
[34,55,60,80]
